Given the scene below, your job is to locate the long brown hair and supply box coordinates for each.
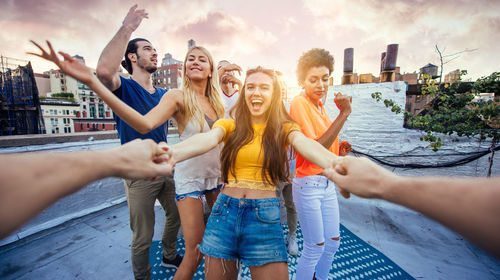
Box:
[221,67,296,185]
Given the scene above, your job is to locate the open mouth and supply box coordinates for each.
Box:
[190,67,202,71]
[250,99,263,110]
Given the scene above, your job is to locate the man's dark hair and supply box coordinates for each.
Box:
[296,48,334,84]
[121,38,151,74]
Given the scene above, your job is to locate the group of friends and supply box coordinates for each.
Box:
[1,4,497,280]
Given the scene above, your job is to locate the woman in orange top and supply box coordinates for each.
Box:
[289,48,352,280]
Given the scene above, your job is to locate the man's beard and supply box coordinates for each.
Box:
[137,54,157,74]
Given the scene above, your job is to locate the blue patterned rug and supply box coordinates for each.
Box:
[150,224,414,279]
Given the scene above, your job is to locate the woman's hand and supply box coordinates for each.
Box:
[339,140,352,156]
[333,92,352,113]
[28,40,96,85]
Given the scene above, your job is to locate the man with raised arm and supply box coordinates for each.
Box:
[217,60,242,118]
[95,5,181,279]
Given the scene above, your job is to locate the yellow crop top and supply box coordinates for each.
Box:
[213,118,300,191]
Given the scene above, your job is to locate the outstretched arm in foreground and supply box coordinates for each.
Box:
[29,41,178,134]
[324,156,500,258]
[0,139,173,239]
[167,127,225,163]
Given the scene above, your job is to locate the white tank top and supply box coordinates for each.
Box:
[173,115,222,194]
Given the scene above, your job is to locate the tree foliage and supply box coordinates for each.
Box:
[50,92,75,102]
[372,71,499,152]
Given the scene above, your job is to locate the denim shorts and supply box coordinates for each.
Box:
[200,193,288,267]
[175,184,223,201]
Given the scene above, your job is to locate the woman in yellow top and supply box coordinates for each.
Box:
[166,66,341,280]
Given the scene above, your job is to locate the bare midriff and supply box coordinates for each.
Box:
[222,181,277,199]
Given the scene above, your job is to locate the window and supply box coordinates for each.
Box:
[80,123,83,130]
[168,77,171,84]
[83,104,87,110]
[87,123,90,129]
[98,104,104,118]
[167,69,171,74]
[90,105,96,118]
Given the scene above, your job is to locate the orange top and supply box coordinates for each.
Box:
[289,95,339,177]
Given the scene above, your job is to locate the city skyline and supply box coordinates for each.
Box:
[1,0,499,87]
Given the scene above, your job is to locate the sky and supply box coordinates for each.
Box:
[1,0,499,88]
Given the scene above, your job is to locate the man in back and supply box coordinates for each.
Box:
[95,5,181,280]
[217,60,241,118]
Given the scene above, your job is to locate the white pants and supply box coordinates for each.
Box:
[293,175,340,280]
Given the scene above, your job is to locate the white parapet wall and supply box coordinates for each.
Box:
[325,81,499,177]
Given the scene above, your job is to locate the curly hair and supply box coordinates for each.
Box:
[296,48,334,84]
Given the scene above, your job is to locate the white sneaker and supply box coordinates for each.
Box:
[287,234,299,256]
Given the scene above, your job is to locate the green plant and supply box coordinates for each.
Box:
[372,71,499,176]
[50,92,75,102]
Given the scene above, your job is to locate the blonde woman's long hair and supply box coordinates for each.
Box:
[181,46,225,131]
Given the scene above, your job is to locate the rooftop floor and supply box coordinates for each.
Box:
[1,193,498,280]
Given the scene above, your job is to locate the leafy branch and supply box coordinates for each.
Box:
[372,72,499,155]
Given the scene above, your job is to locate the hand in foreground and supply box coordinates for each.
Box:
[28,40,95,85]
[339,140,352,156]
[122,4,148,32]
[110,139,174,180]
[333,92,352,112]
[323,156,399,199]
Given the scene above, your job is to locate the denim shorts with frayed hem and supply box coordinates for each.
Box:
[200,193,288,267]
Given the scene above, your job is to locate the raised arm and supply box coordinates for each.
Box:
[325,156,500,258]
[0,139,173,239]
[169,127,225,163]
[288,130,338,170]
[96,4,148,90]
[289,93,351,150]
[29,41,177,134]
[315,93,351,148]
[217,63,242,80]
